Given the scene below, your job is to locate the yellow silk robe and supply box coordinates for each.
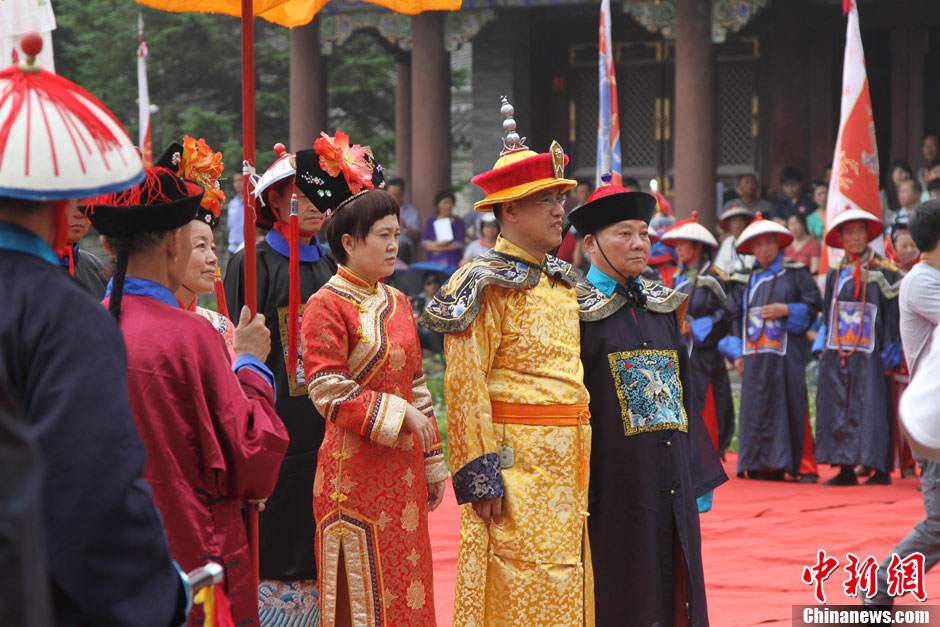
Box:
[439,236,593,627]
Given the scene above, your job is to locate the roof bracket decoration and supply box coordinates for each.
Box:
[624,0,769,44]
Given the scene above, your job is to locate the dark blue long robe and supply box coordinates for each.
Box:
[814,251,901,473]
[579,271,727,627]
[674,260,735,454]
[0,221,184,626]
[225,228,336,581]
[0,379,51,627]
[719,254,821,476]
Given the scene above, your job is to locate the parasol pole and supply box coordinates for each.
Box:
[240,0,262,598]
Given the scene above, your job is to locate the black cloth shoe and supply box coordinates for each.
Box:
[863,471,892,486]
[799,473,819,484]
[824,468,859,486]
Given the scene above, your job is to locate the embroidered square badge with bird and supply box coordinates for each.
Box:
[607,349,688,437]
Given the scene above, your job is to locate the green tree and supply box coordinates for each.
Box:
[326,31,397,167]
[53,0,290,177]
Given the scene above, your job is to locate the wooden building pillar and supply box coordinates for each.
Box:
[395,57,413,197]
[289,18,327,152]
[890,28,926,172]
[674,0,716,225]
[410,11,451,225]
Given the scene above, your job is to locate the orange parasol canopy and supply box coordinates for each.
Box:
[133,0,461,28]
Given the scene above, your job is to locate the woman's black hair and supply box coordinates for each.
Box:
[788,208,809,234]
[325,189,400,266]
[434,189,456,207]
[885,160,914,213]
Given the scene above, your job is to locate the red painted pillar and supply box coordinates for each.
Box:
[396,57,413,198]
[410,11,451,228]
[674,0,716,226]
[290,18,327,152]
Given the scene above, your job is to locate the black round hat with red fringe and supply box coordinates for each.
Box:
[85,167,203,321]
[85,167,203,237]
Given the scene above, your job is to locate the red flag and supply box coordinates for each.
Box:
[822,1,881,270]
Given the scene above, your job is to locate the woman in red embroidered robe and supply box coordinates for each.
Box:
[302,189,447,627]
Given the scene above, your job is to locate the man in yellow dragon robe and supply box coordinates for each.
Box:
[421,98,593,627]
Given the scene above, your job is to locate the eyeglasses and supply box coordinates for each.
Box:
[534,194,567,207]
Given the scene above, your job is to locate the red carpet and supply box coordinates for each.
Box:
[429,454,940,626]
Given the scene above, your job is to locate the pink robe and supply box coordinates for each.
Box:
[113,293,289,625]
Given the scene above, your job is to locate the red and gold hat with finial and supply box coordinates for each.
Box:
[471,96,577,212]
[735,212,793,254]
[0,31,143,201]
[661,211,719,249]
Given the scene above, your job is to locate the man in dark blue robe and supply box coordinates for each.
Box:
[718,217,821,481]
[664,215,735,456]
[0,50,186,624]
[570,184,726,626]
[813,210,902,486]
[0,206,187,625]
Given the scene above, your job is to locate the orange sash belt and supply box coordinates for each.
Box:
[491,401,591,490]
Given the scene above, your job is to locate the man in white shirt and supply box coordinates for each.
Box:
[868,199,940,607]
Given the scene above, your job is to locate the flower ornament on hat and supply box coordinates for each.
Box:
[824,207,883,249]
[0,31,143,201]
[661,211,719,249]
[567,174,659,236]
[717,203,756,231]
[471,96,577,212]
[734,211,793,254]
[293,131,382,217]
[155,137,226,229]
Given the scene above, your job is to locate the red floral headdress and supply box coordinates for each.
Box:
[178,136,226,219]
[313,131,375,196]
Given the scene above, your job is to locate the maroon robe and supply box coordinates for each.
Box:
[111,293,289,625]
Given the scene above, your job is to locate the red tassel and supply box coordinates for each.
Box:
[214,266,229,320]
[67,247,74,275]
[287,190,300,385]
[843,0,854,15]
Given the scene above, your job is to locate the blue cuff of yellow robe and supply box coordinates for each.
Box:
[452,453,504,505]
[783,302,811,334]
[881,342,902,370]
[690,317,713,344]
[812,325,827,354]
[717,336,742,361]
[697,491,714,513]
[233,354,276,393]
